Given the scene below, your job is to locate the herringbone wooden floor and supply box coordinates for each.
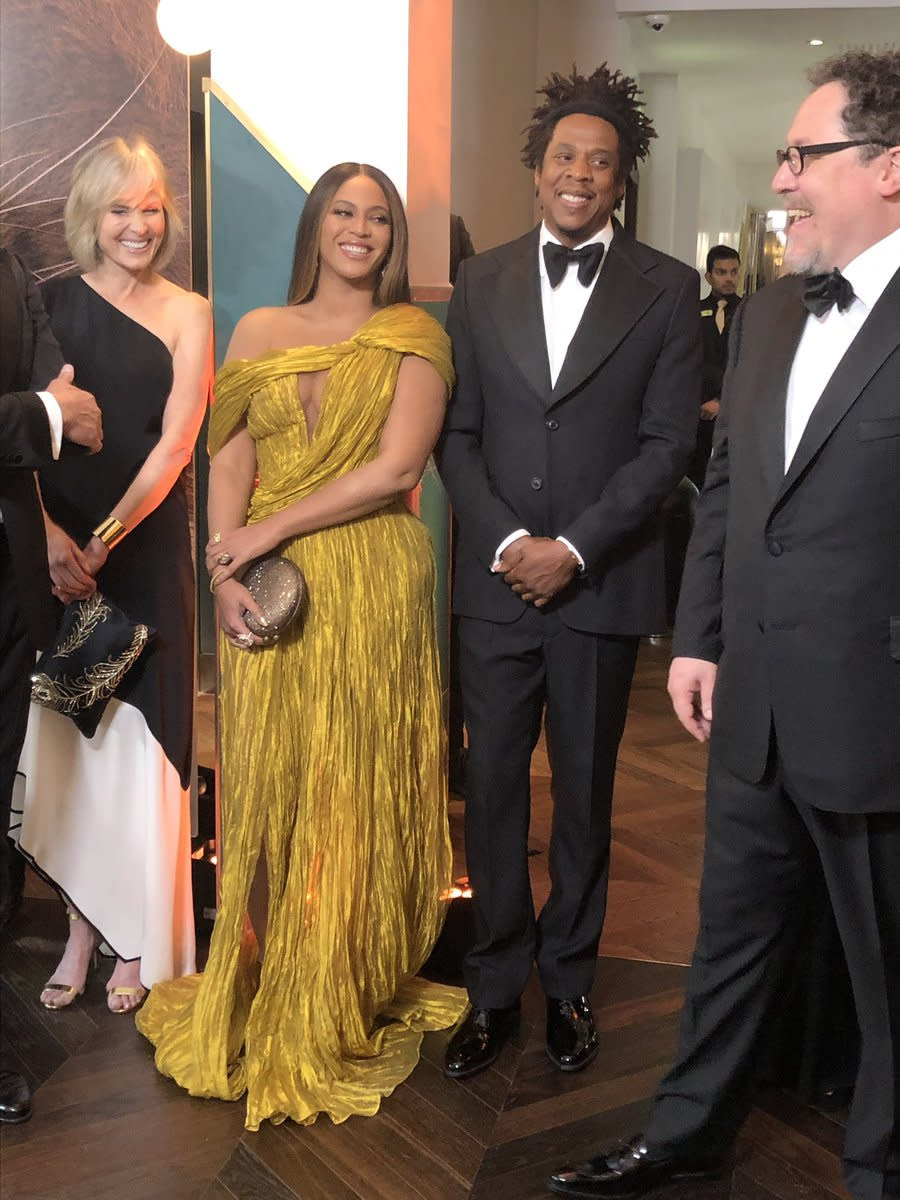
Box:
[0,641,853,1200]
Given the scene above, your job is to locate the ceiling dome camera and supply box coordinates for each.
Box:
[644,13,670,32]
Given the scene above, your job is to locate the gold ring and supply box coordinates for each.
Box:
[212,532,223,544]
[216,552,234,566]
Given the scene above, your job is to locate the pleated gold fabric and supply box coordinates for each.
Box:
[137,304,467,1129]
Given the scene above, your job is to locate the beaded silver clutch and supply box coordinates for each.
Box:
[242,556,305,645]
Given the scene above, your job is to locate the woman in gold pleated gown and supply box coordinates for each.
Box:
[137,163,467,1130]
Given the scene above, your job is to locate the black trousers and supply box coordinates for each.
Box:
[645,747,900,1200]
[457,608,638,1007]
[0,532,34,919]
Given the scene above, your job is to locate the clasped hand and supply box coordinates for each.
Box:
[206,522,278,648]
[494,536,578,607]
[46,521,108,604]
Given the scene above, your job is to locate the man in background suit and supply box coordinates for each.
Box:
[550,48,900,1200]
[0,247,101,1123]
[690,244,742,487]
[437,66,700,1081]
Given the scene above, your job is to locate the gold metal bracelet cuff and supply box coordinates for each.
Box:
[92,516,127,548]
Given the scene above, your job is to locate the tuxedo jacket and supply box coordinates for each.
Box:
[438,221,701,636]
[674,269,900,814]
[0,250,63,648]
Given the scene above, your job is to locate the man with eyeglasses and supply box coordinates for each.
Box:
[549,48,899,1200]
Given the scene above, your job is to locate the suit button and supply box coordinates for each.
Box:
[545,418,559,431]
[767,538,783,557]
[530,476,543,491]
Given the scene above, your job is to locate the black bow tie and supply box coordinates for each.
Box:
[802,268,856,318]
[543,240,605,288]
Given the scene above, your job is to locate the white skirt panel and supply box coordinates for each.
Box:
[11,697,196,987]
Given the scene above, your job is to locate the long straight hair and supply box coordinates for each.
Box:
[286,163,410,307]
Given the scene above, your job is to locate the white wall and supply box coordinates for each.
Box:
[450,0,539,253]
[616,0,900,9]
[535,0,632,84]
[676,87,747,269]
[210,1,410,195]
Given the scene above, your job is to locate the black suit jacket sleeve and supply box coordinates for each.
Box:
[559,265,700,567]
[0,391,54,470]
[22,259,64,392]
[671,298,747,663]
[440,259,526,568]
[0,253,62,469]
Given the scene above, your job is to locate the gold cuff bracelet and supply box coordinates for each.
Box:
[92,516,127,549]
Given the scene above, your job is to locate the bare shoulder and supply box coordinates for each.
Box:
[226,306,292,360]
[155,277,212,338]
[175,288,212,333]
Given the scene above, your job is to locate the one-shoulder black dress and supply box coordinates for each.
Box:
[13,276,196,985]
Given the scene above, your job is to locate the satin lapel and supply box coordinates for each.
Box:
[550,238,658,408]
[776,266,900,506]
[488,229,551,403]
[754,281,808,507]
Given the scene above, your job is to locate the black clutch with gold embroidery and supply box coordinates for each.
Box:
[30,592,153,737]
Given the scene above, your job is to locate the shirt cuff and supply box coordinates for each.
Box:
[37,391,63,460]
[491,529,530,572]
[556,535,585,572]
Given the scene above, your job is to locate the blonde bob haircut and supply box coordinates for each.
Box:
[287,162,410,308]
[64,136,182,273]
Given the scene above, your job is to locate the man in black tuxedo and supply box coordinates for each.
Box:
[437,66,700,1080]
[689,244,742,487]
[550,48,900,1200]
[0,248,101,1123]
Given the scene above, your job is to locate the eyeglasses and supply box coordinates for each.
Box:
[775,140,886,176]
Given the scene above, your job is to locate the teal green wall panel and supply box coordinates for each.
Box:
[207,92,308,366]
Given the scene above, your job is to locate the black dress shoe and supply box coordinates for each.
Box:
[549,1135,720,1197]
[0,1071,32,1125]
[444,1004,520,1079]
[546,995,599,1072]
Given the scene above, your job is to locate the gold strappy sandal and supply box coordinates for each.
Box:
[40,911,99,1011]
[106,984,147,1015]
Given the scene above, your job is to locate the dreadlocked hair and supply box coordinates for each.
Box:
[521,64,657,179]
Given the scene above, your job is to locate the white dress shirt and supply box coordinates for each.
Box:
[492,220,614,572]
[39,391,63,458]
[784,226,900,470]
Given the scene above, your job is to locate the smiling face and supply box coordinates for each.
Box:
[318,173,392,288]
[773,80,895,274]
[96,177,166,272]
[535,113,625,247]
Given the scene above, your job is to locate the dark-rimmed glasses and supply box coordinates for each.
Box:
[775,140,886,176]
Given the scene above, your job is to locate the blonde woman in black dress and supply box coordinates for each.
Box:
[14,137,212,1013]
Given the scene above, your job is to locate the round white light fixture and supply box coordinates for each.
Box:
[156,0,213,56]
[808,38,824,47]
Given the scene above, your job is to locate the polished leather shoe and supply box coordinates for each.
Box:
[549,1135,720,1197]
[444,1004,520,1079]
[0,1070,32,1125]
[546,995,599,1072]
